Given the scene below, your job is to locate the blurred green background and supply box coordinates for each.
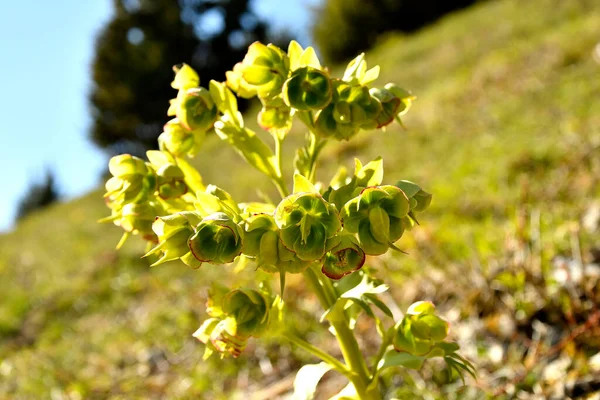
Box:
[1,0,599,398]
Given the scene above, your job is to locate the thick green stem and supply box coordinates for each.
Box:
[304,267,380,400]
[273,136,289,198]
[281,331,351,378]
[307,133,327,184]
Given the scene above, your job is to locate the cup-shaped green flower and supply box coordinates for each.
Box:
[314,81,382,140]
[341,185,410,255]
[175,87,218,132]
[105,155,156,209]
[243,213,312,273]
[194,288,271,358]
[243,213,279,267]
[188,212,244,264]
[118,202,157,238]
[222,289,271,338]
[274,193,341,261]
[144,212,202,268]
[321,234,366,280]
[158,119,206,158]
[156,164,187,200]
[239,42,289,100]
[282,67,332,111]
[393,301,449,356]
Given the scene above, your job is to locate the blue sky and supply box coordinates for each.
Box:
[0,0,319,232]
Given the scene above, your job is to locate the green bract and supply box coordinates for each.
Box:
[283,67,332,111]
[341,185,410,255]
[393,301,449,356]
[275,192,341,261]
[188,212,244,264]
[171,63,199,91]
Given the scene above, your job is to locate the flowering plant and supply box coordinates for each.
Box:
[101,41,473,399]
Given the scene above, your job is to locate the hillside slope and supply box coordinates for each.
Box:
[1,0,599,398]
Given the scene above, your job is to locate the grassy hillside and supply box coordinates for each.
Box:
[1,0,599,398]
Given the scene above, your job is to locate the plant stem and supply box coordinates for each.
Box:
[273,136,289,197]
[307,133,327,184]
[303,267,380,400]
[281,331,351,378]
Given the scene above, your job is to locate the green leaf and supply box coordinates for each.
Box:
[293,173,319,194]
[292,363,332,400]
[209,80,239,122]
[213,121,280,180]
[340,272,388,300]
[355,157,384,187]
[329,383,359,400]
[378,350,426,371]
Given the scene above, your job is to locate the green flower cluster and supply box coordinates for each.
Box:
[99,44,464,370]
[101,152,192,244]
[161,64,218,157]
[226,41,414,140]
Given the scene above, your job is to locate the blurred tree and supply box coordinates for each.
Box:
[90,0,269,155]
[16,171,60,221]
[313,0,478,64]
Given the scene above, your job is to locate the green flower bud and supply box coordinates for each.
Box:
[321,234,366,280]
[118,202,156,237]
[283,67,332,111]
[158,119,205,158]
[193,288,271,358]
[393,301,449,356]
[341,186,410,255]
[257,105,292,138]
[109,154,148,178]
[226,62,258,99]
[369,87,401,128]
[188,212,244,264]
[274,193,341,261]
[104,155,156,210]
[239,42,289,100]
[384,83,415,117]
[144,212,202,268]
[175,87,218,131]
[156,164,187,199]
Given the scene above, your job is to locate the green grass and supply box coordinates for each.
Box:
[1,0,599,398]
